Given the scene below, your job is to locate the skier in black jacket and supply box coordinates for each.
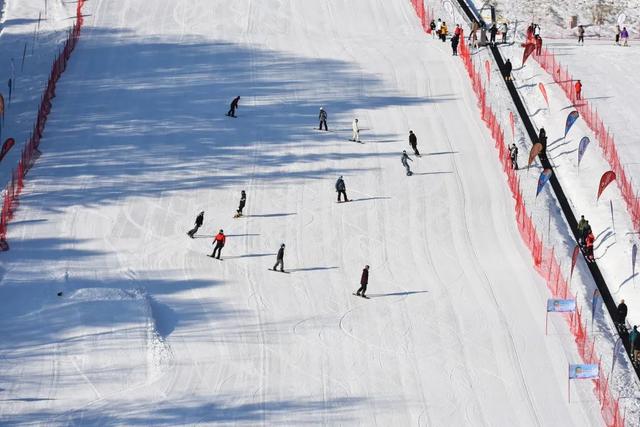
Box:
[336,176,348,202]
[187,211,204,238]
[409,130,420,156]
[617,300,628,331]
[451,34,459,56]
[319,107,328,131]
[503,59,512,81]
[227,96,240,117]
[272,243,286,272]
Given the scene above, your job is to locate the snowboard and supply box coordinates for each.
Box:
[268,269,290,274]
[207,255,223,260]
[336,200,351,203]
[349,139,364,144]
[225,114,237,118]
[233,213,243,218]
[352,293,369,299]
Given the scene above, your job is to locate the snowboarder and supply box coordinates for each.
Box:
[503,59,512,81]
[509,144,518,170]
[535,35,543,56]
[575,80,582,101]
[585,230,595,262]
[615,25,621,45]
[319,107,328,131]
[235,190,246,218]
[210,229,226,259]
[272,243,286,272]
[501,22,508,44]
[409,130,420,156]
[187,211,205,238]
[577,25,585,45]
[351,118,360,142]
[336,175,349,202]
[355,265,370,298]
[401,150,413,176]
[451,33,459,56]
[429,20,436,38]
[226,96,240,117]
[617,299,628,331]
[621,27,629,46]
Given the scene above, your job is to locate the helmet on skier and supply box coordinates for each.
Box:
[403,150,407,154]
[281,243,285,248]
[219,229,224,233]
[320,106,324,110]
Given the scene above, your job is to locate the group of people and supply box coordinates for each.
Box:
[615,25,630,46]
[577,215,596,263]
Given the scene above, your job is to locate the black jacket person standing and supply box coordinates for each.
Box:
[319,107,328,131]
[355,265,370,298]
[235,190,247,217]
[227,96,240,117]
[187,211,204,238]
[273,244,286,272]
[409,130,420,156]
[336,176,348,202]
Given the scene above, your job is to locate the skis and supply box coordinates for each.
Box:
[233,213,243,218]
[349,139,364,144]
[268,269,290,274]
[207,255,223,260]
[352,293,369,299]
[336,200,351,203]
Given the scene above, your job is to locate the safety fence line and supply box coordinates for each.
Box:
[408,1,624,425]
[533,46,640,234]
[0,0,86,250]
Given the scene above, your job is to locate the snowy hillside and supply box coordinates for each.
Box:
[0,0,617,424]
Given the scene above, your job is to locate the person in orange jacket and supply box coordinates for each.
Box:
[440,22,448,42]
[210,229,226,259]
[575,80,583,100]
[585,231,595,262]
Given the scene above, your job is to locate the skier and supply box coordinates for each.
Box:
[187,211,205,238]
[534,24,541,38]
[509,144,518,170]
[401,150,413,176]
[577,25,585,45]
[535,35,543,56]
[351,118,360,142]
[226,96,240,117]
[502,59,513,81]
[336,175,349,202]
[575,80,582,101]
[454,24,462,37]
[235,190,247,218]
[621,27,629,46]
[501,22,508,44]
[272,243,286,272]
[409,130,420,156]
[584,230,595,262]
[615,25,621,45]
[354,265,370,298]
[210,229,226,259]
[429,20,436,38]
[617,299,628,331]
[435,18,442,39]
[489,24,497,45]
[319,107,328,131]
[451,33,459,56]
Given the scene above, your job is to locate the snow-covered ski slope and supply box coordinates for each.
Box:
[0,0,607,424]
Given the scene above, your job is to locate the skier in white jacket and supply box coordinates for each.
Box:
[351,118,360,142]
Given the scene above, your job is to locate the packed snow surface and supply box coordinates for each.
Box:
[0,0,613,424]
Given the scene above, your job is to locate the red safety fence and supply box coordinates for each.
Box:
[410,3,624,425]
[533,46,640,233]
[410,0,434,34]
[0,1,86,250]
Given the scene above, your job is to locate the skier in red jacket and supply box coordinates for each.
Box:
[210,229,226,259]
[585,231,595,262]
